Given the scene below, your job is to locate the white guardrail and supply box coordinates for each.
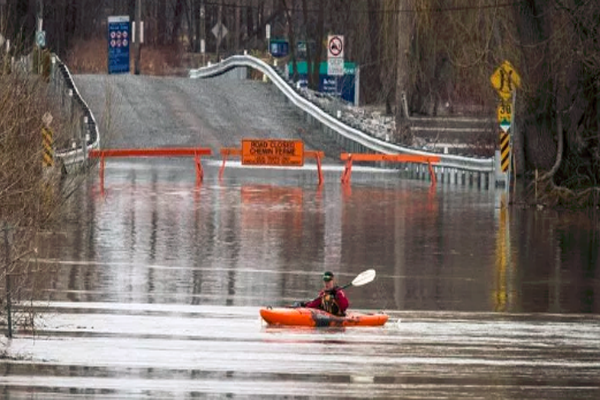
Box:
[51,55,100,169]
[189,55,495,174]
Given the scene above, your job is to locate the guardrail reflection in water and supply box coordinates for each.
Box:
[190,55,498,189]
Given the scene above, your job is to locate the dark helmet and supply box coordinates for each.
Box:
[323,271,334,282]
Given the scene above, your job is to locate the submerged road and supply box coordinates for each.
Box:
[73,73,346,160]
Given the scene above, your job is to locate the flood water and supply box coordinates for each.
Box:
[2,159,599,399]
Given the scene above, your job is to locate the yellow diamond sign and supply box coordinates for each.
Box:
[490,60,521,101]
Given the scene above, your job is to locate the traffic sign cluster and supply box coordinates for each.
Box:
[490,60,521,173]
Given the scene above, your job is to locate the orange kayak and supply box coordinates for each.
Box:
[260,307,388,327]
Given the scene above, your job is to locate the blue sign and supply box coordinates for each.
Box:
[108,16,130,74]
[270,39,289,58]
[290,61,356,103]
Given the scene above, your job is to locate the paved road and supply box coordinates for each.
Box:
[74,73,346,161]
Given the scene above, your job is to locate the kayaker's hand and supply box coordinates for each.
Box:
[292,301,306,308]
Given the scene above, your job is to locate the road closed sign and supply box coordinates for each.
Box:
[242,139,304,166]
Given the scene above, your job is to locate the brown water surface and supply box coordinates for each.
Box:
[2,160,599,399]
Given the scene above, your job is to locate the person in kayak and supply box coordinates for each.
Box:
[302,271,349,316]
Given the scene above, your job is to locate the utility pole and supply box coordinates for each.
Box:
[134,0,142,75]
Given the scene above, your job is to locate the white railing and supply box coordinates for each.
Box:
[189,55,495,174]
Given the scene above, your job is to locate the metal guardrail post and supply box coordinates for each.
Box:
[494,150,505,187]
[81,116,88,165]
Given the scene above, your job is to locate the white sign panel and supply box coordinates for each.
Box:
[327,35,344,59]
[328,58,344,76]
[327,35,344,76]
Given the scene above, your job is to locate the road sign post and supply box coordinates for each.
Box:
[266,24,271,54]
[42,112,54,168]
[108,16,130,74]
[491,60,521,203]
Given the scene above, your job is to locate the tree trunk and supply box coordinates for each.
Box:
[157,0,167,45]
[301,0,314,88]
[235,0,240,51]
[171,0,184,45]
[246,2,253,43]
[367,0,382,104]
[395,0,413,144]
[512,0,555,170]
[281,0,297,81]
[216,0,222,59]
[310,0,324,91]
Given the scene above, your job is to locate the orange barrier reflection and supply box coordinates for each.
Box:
[339,153,441,185]
[219,147,324,184]
[241,185,304,233]
[89,147,212,189]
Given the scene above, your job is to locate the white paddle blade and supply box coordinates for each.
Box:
[351,269,376,287]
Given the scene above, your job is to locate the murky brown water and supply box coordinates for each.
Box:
[2,160,599,399]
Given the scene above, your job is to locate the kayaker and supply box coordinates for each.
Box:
[302,271,349,316]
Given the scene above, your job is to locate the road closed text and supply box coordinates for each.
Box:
[242,139,304,166]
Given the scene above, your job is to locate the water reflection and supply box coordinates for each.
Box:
[4,160,599,400]
[30,161,599,314]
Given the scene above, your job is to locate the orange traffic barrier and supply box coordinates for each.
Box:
[219,147,325,184]
[89,147,212,188]
[340,153,441,185]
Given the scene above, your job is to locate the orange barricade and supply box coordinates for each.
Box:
[219,147,325,184]
[89,147,213,188]
[340,153,441,185]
